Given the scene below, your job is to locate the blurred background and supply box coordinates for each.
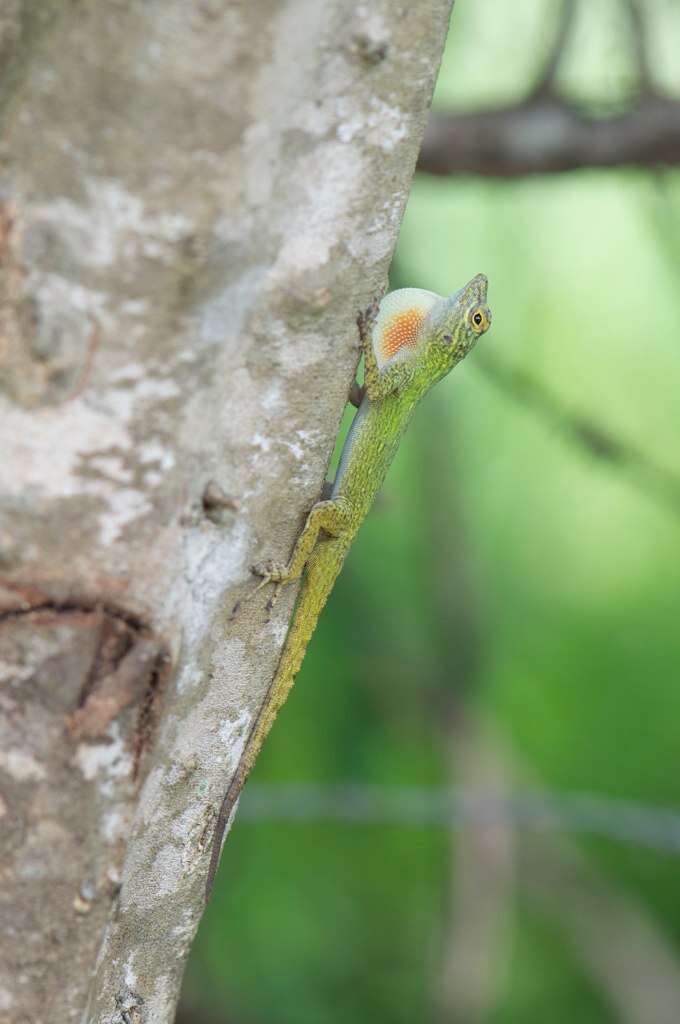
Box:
[182,1,680,1020]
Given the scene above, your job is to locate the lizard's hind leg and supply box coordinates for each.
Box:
[253,497,350,613]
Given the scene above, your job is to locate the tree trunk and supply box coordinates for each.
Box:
[0,1,454,1020]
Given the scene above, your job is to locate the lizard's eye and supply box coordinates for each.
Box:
[470,307,490,334]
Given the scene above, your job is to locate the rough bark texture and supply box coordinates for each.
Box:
[0,1,453,1021]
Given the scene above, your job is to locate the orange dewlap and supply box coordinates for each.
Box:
[379,308,426,361]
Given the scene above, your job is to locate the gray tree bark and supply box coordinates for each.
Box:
[0,1,454,1021]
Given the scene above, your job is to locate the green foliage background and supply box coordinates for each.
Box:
[182,3,680,1020]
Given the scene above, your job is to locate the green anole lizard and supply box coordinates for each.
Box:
[206,273,491,898]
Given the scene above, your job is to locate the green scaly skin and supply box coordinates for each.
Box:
[206,273,491,898]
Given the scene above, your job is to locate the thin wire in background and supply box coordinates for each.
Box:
[239,784,680,855]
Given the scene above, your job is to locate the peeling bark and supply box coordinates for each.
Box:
[0,1,454,1020]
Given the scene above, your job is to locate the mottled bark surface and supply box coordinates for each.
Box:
[0,1,453,1021]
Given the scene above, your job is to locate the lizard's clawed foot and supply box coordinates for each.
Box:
[251,560,287,620]
[251,559,286,585]
[356,293,381,343]
[229,561,286,621]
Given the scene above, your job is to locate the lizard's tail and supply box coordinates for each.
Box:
[205,540,345,899]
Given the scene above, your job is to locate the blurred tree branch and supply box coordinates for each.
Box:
[476,354,680,518]
[621,0,654,93]
[418,0,680,177]
[418,95,680,177]
[524,833,680,1024]
[530,0,579,100]
[413,401,513,1022]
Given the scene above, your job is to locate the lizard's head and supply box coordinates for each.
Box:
[369,275,491,396]
[425,273,491,377]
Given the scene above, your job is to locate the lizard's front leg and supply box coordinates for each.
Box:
[253,497,350,610]
[357,298,385,402]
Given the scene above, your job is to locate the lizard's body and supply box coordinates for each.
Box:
[206,275,491,897]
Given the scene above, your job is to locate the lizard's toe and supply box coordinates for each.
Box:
[251,560,272,579]
[252,560,286,582]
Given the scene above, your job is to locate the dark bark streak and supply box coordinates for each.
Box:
[0,580,171,770]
